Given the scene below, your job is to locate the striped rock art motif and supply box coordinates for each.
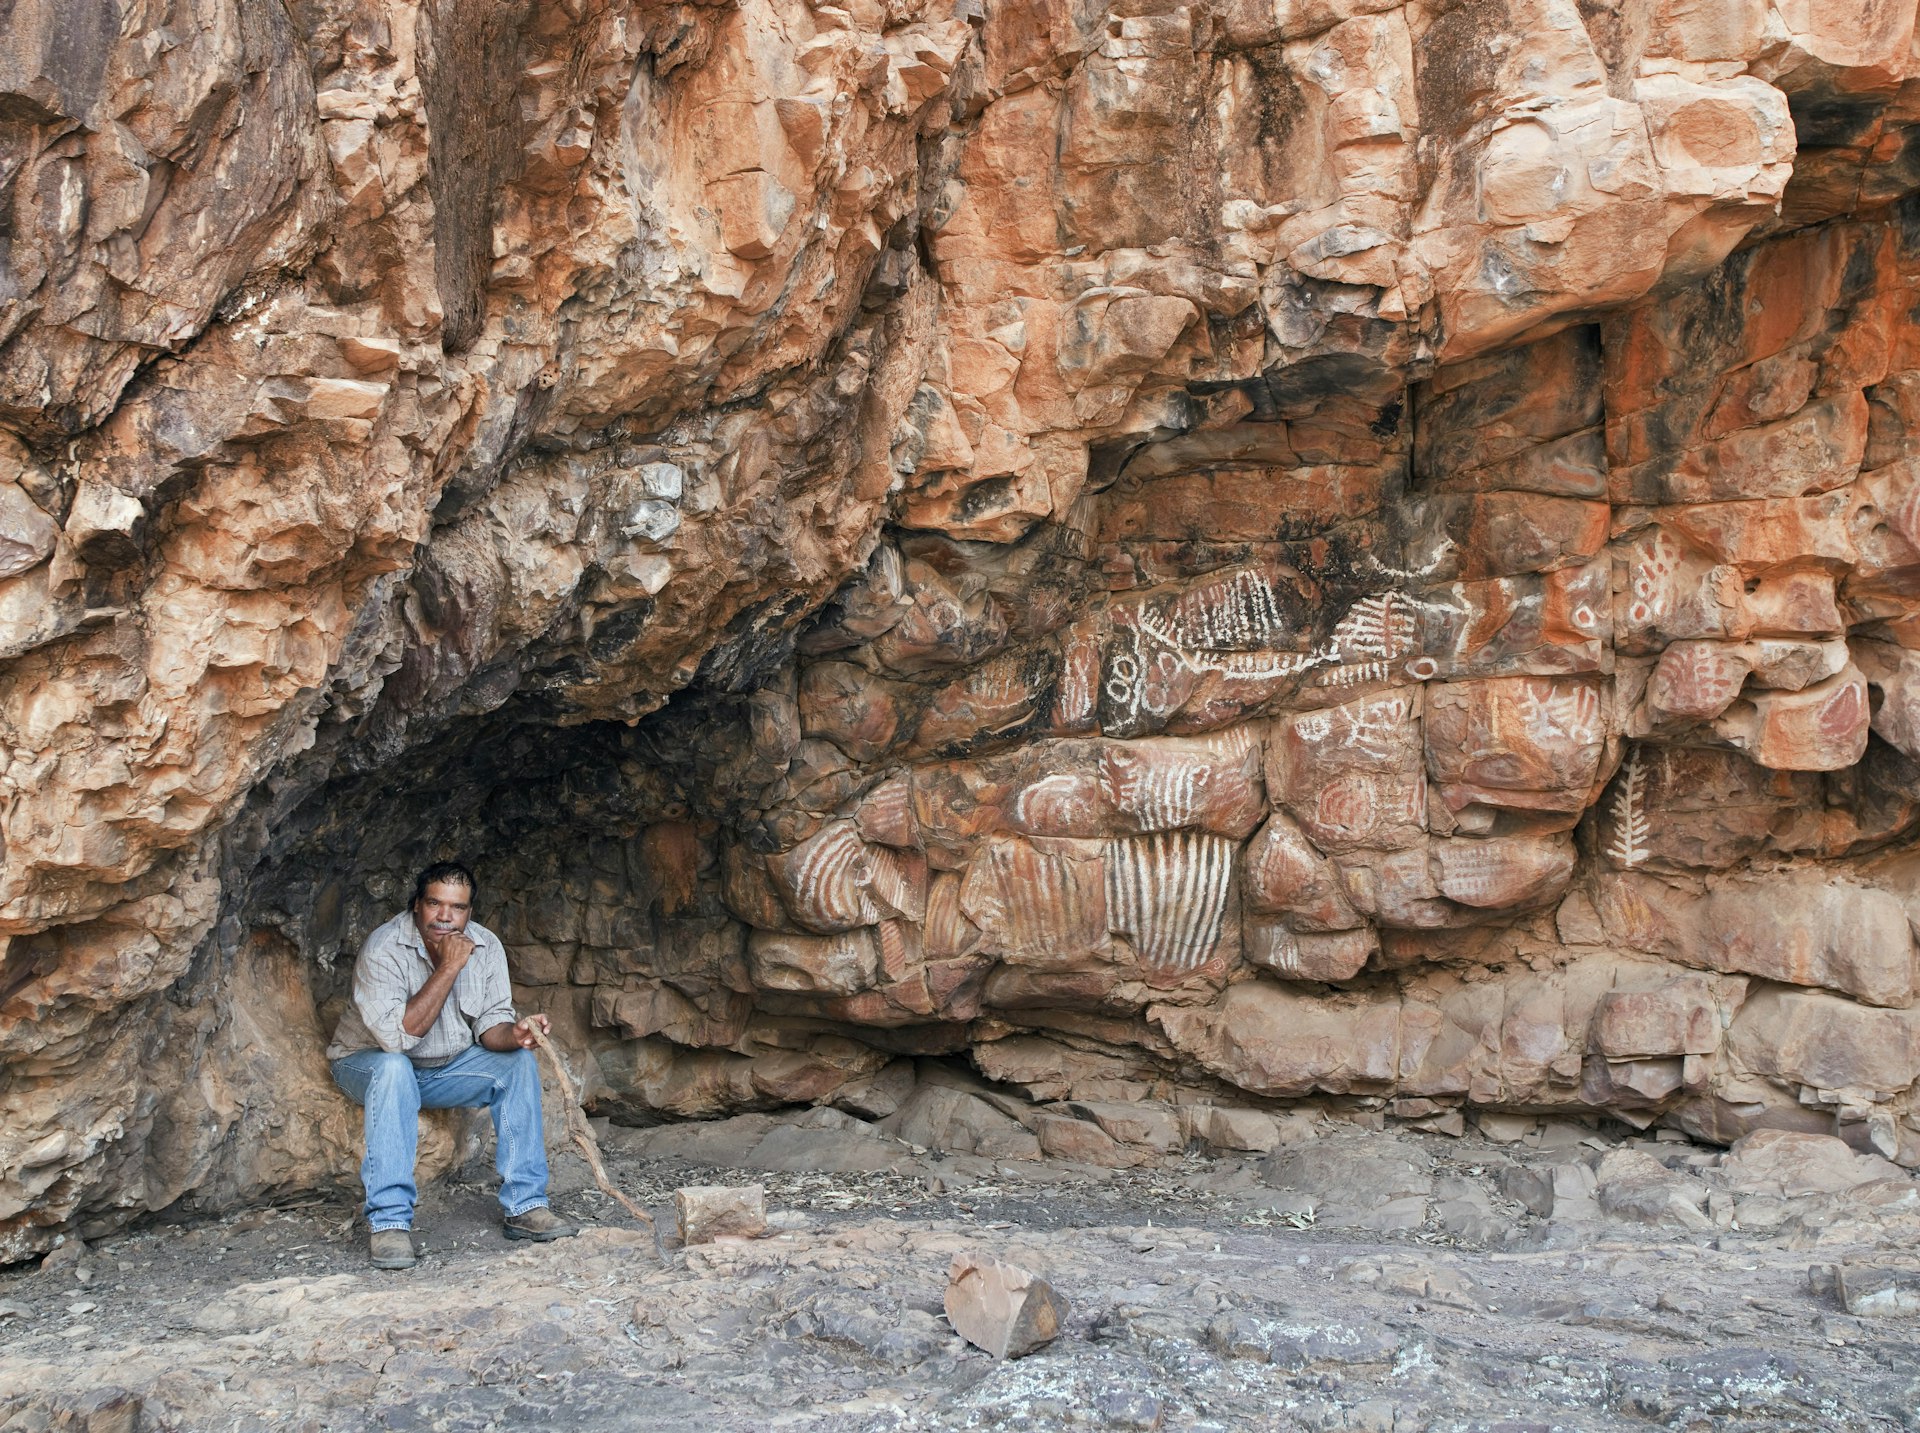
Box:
[1105,830,1236,975]
[1147,738,1265,837]
[874,918,920,981]
[1097,743,1214,830]
[1052,628,1102,732]
[1143,567,1295,650]
[959,837,1108,963]
[767,821,883,933]
[1431,834,1577,908]
[1198,723,1262,763]
[923,871,984,960]
[855,774,917,849]
[962,654,1030,704]
[864,845,928,922]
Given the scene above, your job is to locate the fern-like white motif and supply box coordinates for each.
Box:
[1605,746,1650,869]
[1328,592,1418,662]
[1125,584,1456,692]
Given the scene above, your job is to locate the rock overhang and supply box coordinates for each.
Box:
[6,0,1920,1261]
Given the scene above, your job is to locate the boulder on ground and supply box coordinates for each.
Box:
[1837,1262,1920,1318]
[944,1252,1069,1359]
[1717,1128,1905,1197]
[1068,1099,1183,1154]
[1187,1105,1294,1153]
[675,1185,767,1245]
[1030,1111,1142,1168]
[879,1085,1041,1161]
[1594,1150,1712,1233]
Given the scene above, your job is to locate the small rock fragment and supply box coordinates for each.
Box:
[944,1251,1069,1359]
[1837,1262,1920,1318]
[1334,1252,1483,1310]
[39,1238,86,1275]
[674,1184,767,1245]
[1474,1112,1538,1143]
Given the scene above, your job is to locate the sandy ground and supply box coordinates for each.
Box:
[4,1120,1919,1432]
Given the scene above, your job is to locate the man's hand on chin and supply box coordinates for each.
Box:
[424,929,476,970]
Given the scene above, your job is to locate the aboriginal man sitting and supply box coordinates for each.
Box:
[326,860,579,1268]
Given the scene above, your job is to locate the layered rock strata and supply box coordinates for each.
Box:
[6,0,1920,1258]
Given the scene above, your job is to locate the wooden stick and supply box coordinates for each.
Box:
[527,1025,655,1230]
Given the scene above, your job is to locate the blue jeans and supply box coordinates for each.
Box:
[330,1044,550,1231]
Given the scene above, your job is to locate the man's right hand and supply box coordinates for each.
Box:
[425,930,476,970]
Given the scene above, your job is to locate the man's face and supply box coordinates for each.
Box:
[412,879,473,941]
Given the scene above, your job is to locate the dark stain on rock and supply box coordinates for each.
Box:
[422,0,532,353]
[1894,191,1920,260]
[1788,88,1888,151]
[1240,45,1303,202]
[586,603,655,665]
[1415,0,1505,140]
[1261,352,1399,413]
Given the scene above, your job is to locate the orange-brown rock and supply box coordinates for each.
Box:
[10,0,1920,1260]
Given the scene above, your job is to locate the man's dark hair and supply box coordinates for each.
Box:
[411,860,477,908]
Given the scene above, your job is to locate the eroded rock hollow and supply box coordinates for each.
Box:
[8,0,1920,1259]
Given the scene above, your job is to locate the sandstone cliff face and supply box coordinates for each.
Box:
[5,0,1920,1259]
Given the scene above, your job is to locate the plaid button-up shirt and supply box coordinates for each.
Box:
[326,910,517,1067]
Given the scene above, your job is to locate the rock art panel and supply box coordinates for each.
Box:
[1269,692,1428,852]
[1425,678,1607,822]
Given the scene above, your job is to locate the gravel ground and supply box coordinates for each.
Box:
[4,1125,1919,1432]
